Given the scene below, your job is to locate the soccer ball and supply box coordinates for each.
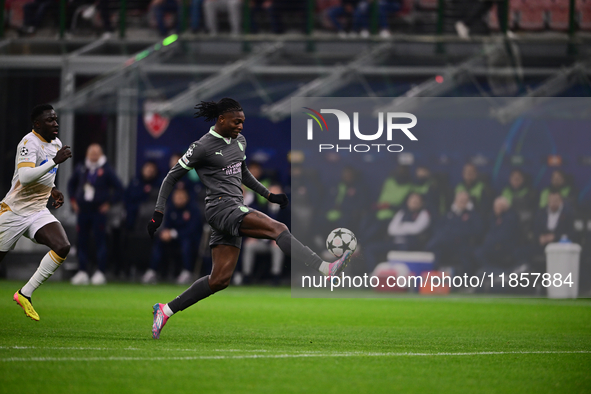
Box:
[326,228,357,258]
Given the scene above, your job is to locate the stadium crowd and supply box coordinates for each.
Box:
[3,0,590,38]
[292,159,589,291]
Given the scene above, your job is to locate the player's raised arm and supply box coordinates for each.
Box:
[18,145,71,186]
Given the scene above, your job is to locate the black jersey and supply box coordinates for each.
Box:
[179,127,248,201]
[155,127,269,212]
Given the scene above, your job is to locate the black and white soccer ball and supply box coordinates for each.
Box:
[326,228,357,258]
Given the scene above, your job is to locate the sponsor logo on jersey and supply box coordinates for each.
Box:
[222,162,241,175]
[40,159,58,175]
[216,150,223,156]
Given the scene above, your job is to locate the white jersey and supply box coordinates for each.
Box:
[1,130,62,216]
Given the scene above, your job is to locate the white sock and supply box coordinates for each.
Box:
[163,303,174,317]
[319,261,330,276]
[21,251,65,297]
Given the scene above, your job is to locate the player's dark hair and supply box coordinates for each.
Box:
[194,98,242,122]
[31,104,54,122]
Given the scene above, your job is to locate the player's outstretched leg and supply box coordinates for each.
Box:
[15,250,67,321]
[152,303,169,339]
[152,245,239,339]
[15,222,70,321]
[14,290,40,321]
[239,211,352,276]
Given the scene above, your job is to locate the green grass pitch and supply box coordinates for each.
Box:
[0,280,590,394]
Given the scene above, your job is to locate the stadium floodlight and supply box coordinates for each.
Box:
[261,42,393,122]
[52,35,181,111]
[153,42,284,117]
[491,61,591,124]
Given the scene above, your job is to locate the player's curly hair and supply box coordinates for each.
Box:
[31,104,54,122]
[194,98,243,122]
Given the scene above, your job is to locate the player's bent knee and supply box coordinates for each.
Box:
[273,222,289,238]
[209,274,231,292]
[55,242,70,259]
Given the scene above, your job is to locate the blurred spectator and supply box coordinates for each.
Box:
[68,144,124,285]
[290,165,323,246]
[375,165,413,220]
[250,0,291,34]
[455,163,493,217]
[387,193,431,250]
[534,192,575,248]
[142,188,202,284]
[125,161,159,232]
[363,192,431,270]
[360,165,413,253]
[500,168,536,231]
[413,164,447,216]
[426,190,483,274]
[204,0,242,36]
[323,166,367,235]
[73,0,115,36]
[454,0,508,39]
[151,0,179,36]
[539,169,577,209]
[370,165,414,233]
[191,0,205,32]
[20,0,114,36]
[326,0,360,37]
[241,184,289,284]
[19,0,54,34]
[473,196,520,271]
[123,160,166,277]
[355,0,401,38]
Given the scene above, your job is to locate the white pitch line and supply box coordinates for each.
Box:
[0,346,271,353]
[0,350,589,362]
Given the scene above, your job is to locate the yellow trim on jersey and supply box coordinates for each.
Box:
[49,250,66,265]
[32,130,48,143]
[0,202,11,215]
[17,162,35,169]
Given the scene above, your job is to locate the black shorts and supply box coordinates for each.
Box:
[204,196,253,249]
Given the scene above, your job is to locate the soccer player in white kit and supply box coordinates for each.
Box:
[0,104,73,321]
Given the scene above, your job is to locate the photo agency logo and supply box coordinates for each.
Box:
[302,107,417,153]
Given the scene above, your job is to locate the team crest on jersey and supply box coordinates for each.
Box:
[20,147,29,156]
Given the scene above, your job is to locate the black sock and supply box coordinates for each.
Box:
[18,289,32,303]
[276,230,323,271]
[167,275,213,313]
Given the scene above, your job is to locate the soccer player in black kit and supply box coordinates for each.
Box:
[149,98,352,339]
